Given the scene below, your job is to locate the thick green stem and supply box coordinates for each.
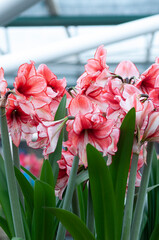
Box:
[86,182,94,234]
[130,142,154,240]
[12,142,21,169]
[121,152,139,240]
[0,107,25,239]
[56,155,79,240]
[12,142,24,206]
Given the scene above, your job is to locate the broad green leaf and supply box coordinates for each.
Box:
[20,166,37,181]
[48,208,95,240]
[145,147,159,238]
[49,94,67,182]
[0,216,12,239]
[32,180,56,240]
[20,204,31,240]
[0,154,15,236]
[14,167,34,214]
[87,144,115,240]
[150,224,159,240]
[109,107,135,240]
[40,160,54,187]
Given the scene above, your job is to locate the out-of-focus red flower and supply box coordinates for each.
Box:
[0,68,8,97]
[20,152,43,177]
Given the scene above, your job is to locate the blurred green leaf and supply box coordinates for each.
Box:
[147,184,159,193]
[14,167,34,215]
[87,144,115,240]
[48,208,95,240]
[40,160,54,188]
[0,154,15,237]
[77,183,88,224]
[32,180,56,240]
[0,216,12,239]
[109,107,136,240]
[150,223,159,240]
[76,169,89,186]
[11,238,24,240]
[20,166,37,181]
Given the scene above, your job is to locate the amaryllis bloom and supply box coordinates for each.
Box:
[135,59,159,94]
[114,60,139,83]
[149,89,159,110]
[6,94,38,147]
[37,64,66,99]
[103,61,140,115]
[66,94,119,166]
[142,111,159,142]
[20,152,43,177]
[13,62,51,108]
[85,45,110,78]
[0,68,8,96]
[27,117,69,157]
[75,45,112,112]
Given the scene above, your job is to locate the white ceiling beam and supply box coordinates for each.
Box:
[0,14,159,74]
[0,0,42,26]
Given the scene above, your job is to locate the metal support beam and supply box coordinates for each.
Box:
[0,0,42,26]
[0,14,159,74]
[6,15,153,27]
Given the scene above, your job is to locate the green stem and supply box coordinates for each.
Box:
[121,152,139,240]
[56,155,79,240]
[0,107,25,239]
[130,142,154,240]
[86,182,94,234]
[12,142,24,207]
[72,188,80,217]
[12,142,21,169]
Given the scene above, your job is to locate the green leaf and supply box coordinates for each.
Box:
[77,183,88,224]
[40,160,54,187]
[14,167,34,214]
[48,208,95,240]
[20,166,37,181]
[87,144,115,240]
[0,154,15,237]
[109,107,135,240]
[145,147,159,238]
[11,238,24,240]
[147,184,159,193]
[0,216,12,239]
[14,166,34,231]
[150,224,159,240]
[76,169,89,186]
[32,180,56,240]
[49,94,67,183]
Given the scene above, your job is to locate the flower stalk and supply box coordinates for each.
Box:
[56,155,79,240]
[0,107,25,239]
[130,142,154,240]
[121,152,139,240]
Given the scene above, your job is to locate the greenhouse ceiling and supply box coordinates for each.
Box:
[0,0,159,86]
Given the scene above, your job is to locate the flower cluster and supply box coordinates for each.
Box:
[1,45,159,199]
